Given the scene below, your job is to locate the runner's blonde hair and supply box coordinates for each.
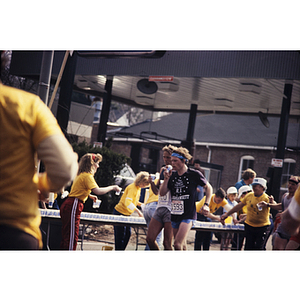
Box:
[77,153,102,175]
[162,144,175,155]
[134,171,150,187]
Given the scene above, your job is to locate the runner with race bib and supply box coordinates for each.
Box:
[159,146,213,250]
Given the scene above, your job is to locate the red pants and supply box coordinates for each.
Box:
[60,197,84,250]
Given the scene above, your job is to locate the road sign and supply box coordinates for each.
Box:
[271,158,283,167]
[93,142,103,148]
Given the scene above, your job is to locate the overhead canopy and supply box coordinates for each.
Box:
[9,50,299,202]
[74,51,300,118]
[74,75,300,117]
[10,50,300,118]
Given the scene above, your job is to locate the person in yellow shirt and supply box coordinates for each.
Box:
[221,177,272,250]
[113,171,150,250]
[60,153,120,250]
[0,53,78,250]
[194,188,232,250]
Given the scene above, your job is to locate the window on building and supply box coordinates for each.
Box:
[199,162,223,194]
[281,158,296,190]
[238,155,255,181]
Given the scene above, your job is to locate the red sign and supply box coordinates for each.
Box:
[93,142,103,148]
[149,76,174,82]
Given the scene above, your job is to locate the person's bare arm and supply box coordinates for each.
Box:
[37,134,78,195]
[220,202,245,225]
[159,168,171,196]
[92,185,120,196]
[203,182,212,205]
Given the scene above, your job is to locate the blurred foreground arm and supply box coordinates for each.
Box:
[37,134,78,194]
[281,186,300,236]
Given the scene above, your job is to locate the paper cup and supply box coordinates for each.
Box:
[61,190,69,199]
[115,188,122,195]
[93,199,101,208]
[166,165,172,171]
[48,192,54,208]
[256,203,263,211]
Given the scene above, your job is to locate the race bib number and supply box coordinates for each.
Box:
[171,200,184,215]
[158,191,171,207]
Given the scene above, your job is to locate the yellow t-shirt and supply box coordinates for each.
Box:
[241,192,271,227]
[115,183,141,216]
[196,194,228,213]
[237,202,247,219]
[69,172,99,202]
[0,84,63,248]
[242,204,248,215]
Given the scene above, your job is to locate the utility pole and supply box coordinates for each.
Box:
[269,80,293,204]
[56,52,77,139]
[37,51,54,104]
[97,75,113,146]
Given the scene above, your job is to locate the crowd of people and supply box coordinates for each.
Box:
[1,49,300,251]
[111,143,300,251]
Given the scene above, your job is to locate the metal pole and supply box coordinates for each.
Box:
[56,52,78,138]
[181,103,197,156]
[270,80,293,202]
[37,51,54,173]
[37,51,54,105]
[97,75,113,146]
[48,51,70,109]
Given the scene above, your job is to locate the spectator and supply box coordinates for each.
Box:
[194,188,233,250]
[235,168,256,191]
[113,171,149,250]
[221,177,272,250]
[60,153,120,250]
[0,51,78,249]
[160,146,213,250]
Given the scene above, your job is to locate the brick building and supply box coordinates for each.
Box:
[107,112,300,200]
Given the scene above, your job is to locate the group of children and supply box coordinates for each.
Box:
[194,185,249,250]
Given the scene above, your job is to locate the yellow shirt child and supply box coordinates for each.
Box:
[241,192,271,227]
[115,183,143,216]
